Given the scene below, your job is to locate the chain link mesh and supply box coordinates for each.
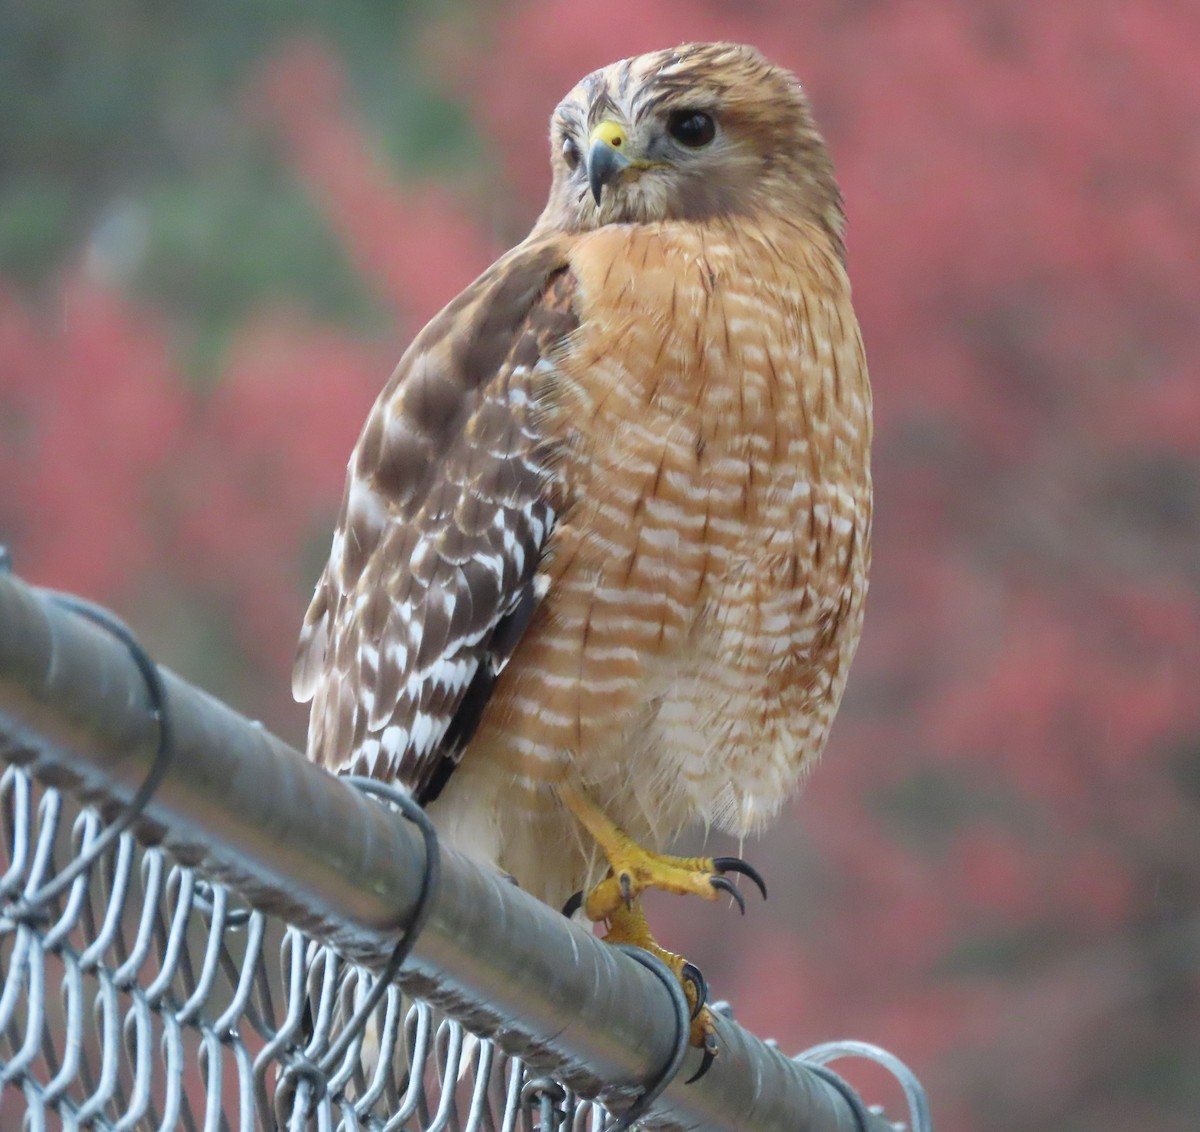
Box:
[0,763,613,1131]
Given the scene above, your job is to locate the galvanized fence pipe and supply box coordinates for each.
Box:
[0,568,906,1131]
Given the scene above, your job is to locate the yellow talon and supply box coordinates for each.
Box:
[557,784,767,921]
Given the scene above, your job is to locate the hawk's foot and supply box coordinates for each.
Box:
[585,850,765,922]
[558,784,767,922]
[602,901,719,1071]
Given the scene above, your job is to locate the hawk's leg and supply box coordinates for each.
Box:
[558,784,766,1063]
[558,784,767,921]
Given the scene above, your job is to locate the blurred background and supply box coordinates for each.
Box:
[1,2,1198,1129]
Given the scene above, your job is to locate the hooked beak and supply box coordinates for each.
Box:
[587,120,632,206]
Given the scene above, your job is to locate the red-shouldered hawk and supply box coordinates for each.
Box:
[295,42,871,1059]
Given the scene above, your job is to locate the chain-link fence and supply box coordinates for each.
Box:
[0,764,620,1130]
[0,569,930,1131]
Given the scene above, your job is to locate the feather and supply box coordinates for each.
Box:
[294,242,580,801]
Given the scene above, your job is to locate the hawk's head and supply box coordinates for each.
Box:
[536,43,844,255]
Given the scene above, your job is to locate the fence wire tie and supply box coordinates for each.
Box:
[606,944,692,1132]
[520,1076,566,1132]
[193,877,254,929]
[6,587,173,918]
[799,1040,933,1132]
[297,776,441,1081]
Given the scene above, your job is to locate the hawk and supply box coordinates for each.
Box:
[294,42,871,1058]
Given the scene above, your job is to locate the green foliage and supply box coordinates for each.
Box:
[0,0,475,331]
[137,153,382,380]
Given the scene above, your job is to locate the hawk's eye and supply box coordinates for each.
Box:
[562,136,581,170]
[667,110,716,148]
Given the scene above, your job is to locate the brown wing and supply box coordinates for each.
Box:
[293,236,579,802]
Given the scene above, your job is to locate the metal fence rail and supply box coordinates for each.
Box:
[0,568,929,1131]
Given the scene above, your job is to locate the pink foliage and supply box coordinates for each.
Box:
[0,276,185,596]
[174,308,387,673]
[250,39,500,329]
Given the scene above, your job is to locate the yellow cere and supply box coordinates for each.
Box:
[590,120,628,151]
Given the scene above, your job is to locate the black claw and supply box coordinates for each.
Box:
[685,1042,717,1084]
[561,891,584,918]
[712,856,768,901]
[619,872,633,908]
[709,875,746,915]
[680,962,708,1019]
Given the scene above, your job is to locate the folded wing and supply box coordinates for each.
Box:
[294,238,579,803]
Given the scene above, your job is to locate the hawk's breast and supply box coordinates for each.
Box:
[466,219,871,841]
